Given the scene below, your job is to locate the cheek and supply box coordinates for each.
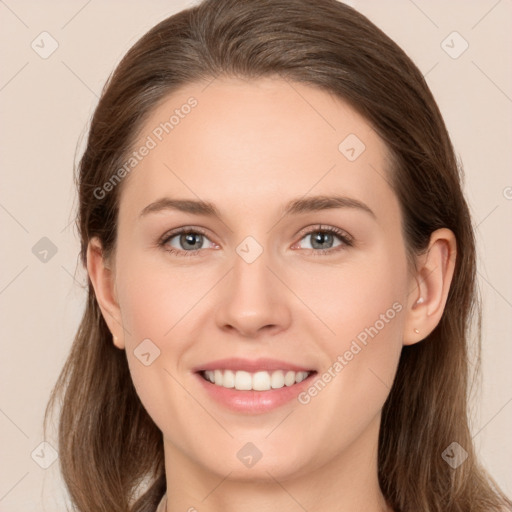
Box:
[290,245,407,355]
[113,250,224,431]
[116,263,197,439]
[293,247,406,412]
[115,249,212,345]
[301,252,406,438]
[324,265,406,357]
[124,350,202,454]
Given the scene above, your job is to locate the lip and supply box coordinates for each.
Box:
[192,358,316,414]
[192,357,314,373]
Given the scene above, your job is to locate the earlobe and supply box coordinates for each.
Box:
[86,238,126,349]
[112,334,124,350]
[403,228,457,346]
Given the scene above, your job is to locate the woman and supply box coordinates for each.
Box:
[45,0,512,510]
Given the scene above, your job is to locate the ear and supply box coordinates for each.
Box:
[402,228,457,346]
[86,237,125,349]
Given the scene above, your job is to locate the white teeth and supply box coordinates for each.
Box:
[223,369,235,388]
[295,371,308,383]
[284,371,296,386]
[271,370,285,389]
[202,369,311,390]
[234,370,252,390]
[253,371,271,391]
[214,369,223,386]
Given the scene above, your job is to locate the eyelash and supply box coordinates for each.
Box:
[158,225,353,258]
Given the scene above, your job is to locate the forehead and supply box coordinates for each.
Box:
[118,77,397,225]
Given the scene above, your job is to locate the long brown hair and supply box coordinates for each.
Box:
[45,0,511,510]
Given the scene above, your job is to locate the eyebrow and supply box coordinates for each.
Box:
[138,194,376,220]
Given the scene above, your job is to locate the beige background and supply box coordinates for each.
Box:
[1,0,511,509]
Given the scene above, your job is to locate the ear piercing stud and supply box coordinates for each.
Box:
[414,328,420,334]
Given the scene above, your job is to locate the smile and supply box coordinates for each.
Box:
[201,369,312,391]
[193,358,317,413]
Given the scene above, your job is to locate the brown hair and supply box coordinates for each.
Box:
[45,0,511,511]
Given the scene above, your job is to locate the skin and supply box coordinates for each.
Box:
[87,77,456,512]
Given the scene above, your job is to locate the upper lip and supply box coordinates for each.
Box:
[192,358,315,373]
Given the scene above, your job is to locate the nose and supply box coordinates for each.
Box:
[214,247,292,339]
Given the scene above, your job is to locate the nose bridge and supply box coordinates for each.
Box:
[232,241,272,296]
[214,236,291,336]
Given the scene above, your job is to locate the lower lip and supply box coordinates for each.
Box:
[195,372,315,414]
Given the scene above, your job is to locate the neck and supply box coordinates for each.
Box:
[162,414,392,512]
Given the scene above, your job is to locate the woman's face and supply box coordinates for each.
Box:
[108,77,415,481]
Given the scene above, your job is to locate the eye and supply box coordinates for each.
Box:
[159,227,217,257]
[293,225,353,255]
[159,224,353,258]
